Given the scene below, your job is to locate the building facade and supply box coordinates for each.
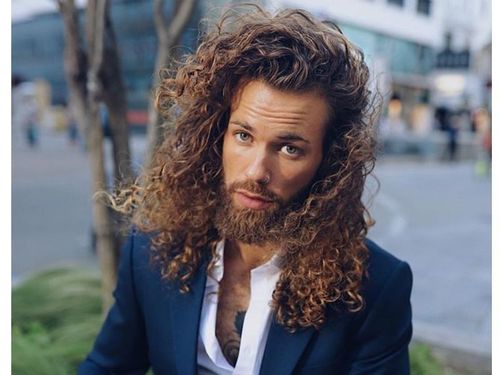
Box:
[268,0,491,141]
[431,0,491,113]
[270,0,441,135]
[12,0,202,125]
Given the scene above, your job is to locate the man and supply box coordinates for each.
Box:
[80,7,412,375]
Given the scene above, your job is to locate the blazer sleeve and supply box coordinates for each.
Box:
[78,231,150,375]
[343,261,413,375]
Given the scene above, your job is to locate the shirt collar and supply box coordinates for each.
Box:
[210,240,225,282]
[209,240,281,283]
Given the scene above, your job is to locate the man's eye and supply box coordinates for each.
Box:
[281,145,300,156]
[235,132,251,142]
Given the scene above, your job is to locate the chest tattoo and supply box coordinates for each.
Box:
[234,310,246,336]
[219,309,247,366]
[215,276,250,366]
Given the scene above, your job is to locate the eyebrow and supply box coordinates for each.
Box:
[229,120,310,144]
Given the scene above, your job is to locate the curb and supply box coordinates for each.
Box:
[412,340,491,375]
[413,319,491,374]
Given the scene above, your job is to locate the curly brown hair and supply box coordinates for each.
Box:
[114,6,379,331]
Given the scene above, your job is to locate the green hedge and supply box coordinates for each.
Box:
[12,267,451,375]
[12,268,103,375]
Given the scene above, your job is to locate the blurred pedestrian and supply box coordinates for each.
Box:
[68,117,79,145]
[12,80,40,147]
[99,102,112,139]
[447,114,460,161]
[435,106,459,161]
[65,103,80,146]
[80,7,413,374]
[473,108,491,176]
[22,93,39,148]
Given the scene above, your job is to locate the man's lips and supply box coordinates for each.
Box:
[234,189,274,210]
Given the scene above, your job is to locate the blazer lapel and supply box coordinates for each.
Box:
[259,318,316,375]
[169,263,207,375]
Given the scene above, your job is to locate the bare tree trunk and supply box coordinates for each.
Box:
[58,0,120,314]
[86,0,119,314]
[91,2,132,279]
[99,2,133,183]
[58,0,88,143]
[145,0,197,166]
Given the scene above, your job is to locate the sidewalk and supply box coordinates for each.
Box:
[369,157,491,371]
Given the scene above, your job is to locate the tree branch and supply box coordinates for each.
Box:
[87,0,107,99]
[167,0,196,46]
[153,0,168,44]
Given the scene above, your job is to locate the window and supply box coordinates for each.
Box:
[387,0,404,6]
[417,0,431,15]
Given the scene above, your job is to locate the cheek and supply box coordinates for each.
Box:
[279,158,322,198]
[222,135,239,183]
[282,164,317,199]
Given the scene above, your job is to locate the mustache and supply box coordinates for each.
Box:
[227,180,282,204]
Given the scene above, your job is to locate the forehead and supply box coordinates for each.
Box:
[229,80,330,136]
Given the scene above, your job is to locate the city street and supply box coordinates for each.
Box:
[12,129,491,360]
[12,128,148,279]
[368,157,491,359]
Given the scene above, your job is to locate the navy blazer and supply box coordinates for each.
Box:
[79,231,412,374]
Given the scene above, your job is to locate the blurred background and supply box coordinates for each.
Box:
[11,0,491,374]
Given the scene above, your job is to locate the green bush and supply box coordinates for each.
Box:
[411,342,448,375]
[12,268,103,375]
[12,324,69,375]
[12,268,102,330]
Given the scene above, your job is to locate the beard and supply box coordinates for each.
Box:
[214,180,306,245]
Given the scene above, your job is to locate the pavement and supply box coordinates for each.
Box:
[12,127,491,367]
[367,158,491,367]
[11,127,148,280]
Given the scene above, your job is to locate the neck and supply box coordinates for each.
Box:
[225,239,277,270]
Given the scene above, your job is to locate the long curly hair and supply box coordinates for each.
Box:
[114,6,379,331]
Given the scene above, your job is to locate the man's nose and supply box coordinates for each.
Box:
[245,150,271,185]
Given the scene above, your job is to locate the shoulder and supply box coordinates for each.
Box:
[363,238,410,278]
[119,229,162,285]
[361,238,413,309]
[122,228,165,260]
[129,229,154,251]
[121,229,208,287]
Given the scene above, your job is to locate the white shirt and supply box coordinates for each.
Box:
[197,240,281,375]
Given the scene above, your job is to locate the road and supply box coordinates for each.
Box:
[12,128,491,359]
[368,158,491,358]
[12,128,148,279]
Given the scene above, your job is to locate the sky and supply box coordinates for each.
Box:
[12,0,87,22]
